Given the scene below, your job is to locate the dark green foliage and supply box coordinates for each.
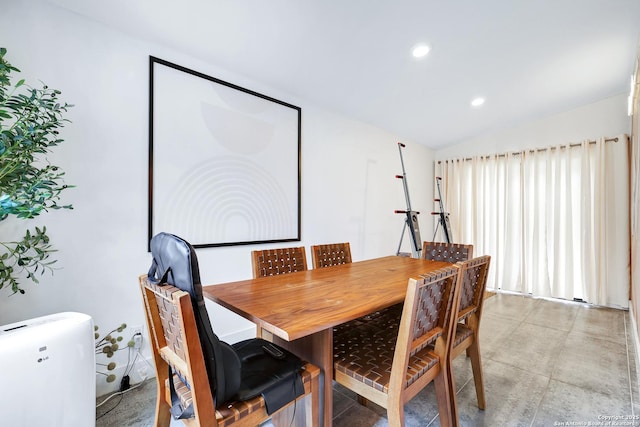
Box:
[0,48,73,295]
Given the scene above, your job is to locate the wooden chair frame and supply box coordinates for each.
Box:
[251,247,308,278]
[333,266,463,427]
[422,241,474,263]
[139,275,320,427]
[310,243,352,269]
[311,242,394,340]
[449,255,491,421]
[251,246,308,339]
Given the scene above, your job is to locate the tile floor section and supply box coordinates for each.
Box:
[97,293,640,426]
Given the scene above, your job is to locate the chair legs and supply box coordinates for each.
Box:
[356,395,369,406]
[467,338,486,409]
[434,368,454,427]
[155,382,171,427]
[466,315,485,410]
[387,400,405,427]
[452,316,486,412]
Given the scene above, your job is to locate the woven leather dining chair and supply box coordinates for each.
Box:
[366,241,474,336]
[251,246,308,338]
[450,255,491,420]
[251,247,308,278]
[310,242,395,335]
[139,277,320,427]
[311,243,360,336]
[310,242,352,268]
[422,241,474,263]
[333,265,463,427]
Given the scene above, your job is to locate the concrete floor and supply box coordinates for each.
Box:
[96,293,640,426]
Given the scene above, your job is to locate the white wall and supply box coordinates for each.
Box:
[435,93,630,160]
[0,1,435,395]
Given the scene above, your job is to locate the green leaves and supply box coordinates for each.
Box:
[0,48,73,294]
[0,226,57,294]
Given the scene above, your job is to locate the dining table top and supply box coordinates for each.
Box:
[202,255,454,341]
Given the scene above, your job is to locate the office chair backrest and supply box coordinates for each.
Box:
[148,232,240,408]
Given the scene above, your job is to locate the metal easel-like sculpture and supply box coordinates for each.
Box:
[394,142,422,258]
[432,176,453,243]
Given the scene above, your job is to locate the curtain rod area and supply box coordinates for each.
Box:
[437,136,625,164]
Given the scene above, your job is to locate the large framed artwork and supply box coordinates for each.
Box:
[148,56,301,249]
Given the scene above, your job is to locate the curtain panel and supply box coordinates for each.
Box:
[437,136,630,307]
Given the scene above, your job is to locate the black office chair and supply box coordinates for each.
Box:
[141,232,320,426]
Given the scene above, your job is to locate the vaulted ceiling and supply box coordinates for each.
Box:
[47,0,640,148]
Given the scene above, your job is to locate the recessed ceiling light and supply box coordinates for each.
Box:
[471,97,485,107]
[412,44,430,58]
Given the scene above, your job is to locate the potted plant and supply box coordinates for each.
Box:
[0,47,73,295]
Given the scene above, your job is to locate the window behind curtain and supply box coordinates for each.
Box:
[437,136,630,307]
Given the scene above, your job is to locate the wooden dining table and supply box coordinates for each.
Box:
[202,255,453,427]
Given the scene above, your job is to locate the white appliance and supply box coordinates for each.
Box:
[0,312,96,427]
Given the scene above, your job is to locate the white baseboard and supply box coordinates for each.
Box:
[96,352,154,398]
[627,301,640,403]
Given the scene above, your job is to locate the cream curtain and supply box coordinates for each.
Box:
[437,136,630,306]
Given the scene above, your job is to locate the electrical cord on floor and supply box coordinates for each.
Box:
[96,344,149,418]
[123,343,137,379]
[96,393,124,420]
[95,378,148,409]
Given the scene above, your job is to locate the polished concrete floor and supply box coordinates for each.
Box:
[96,293,640,426]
